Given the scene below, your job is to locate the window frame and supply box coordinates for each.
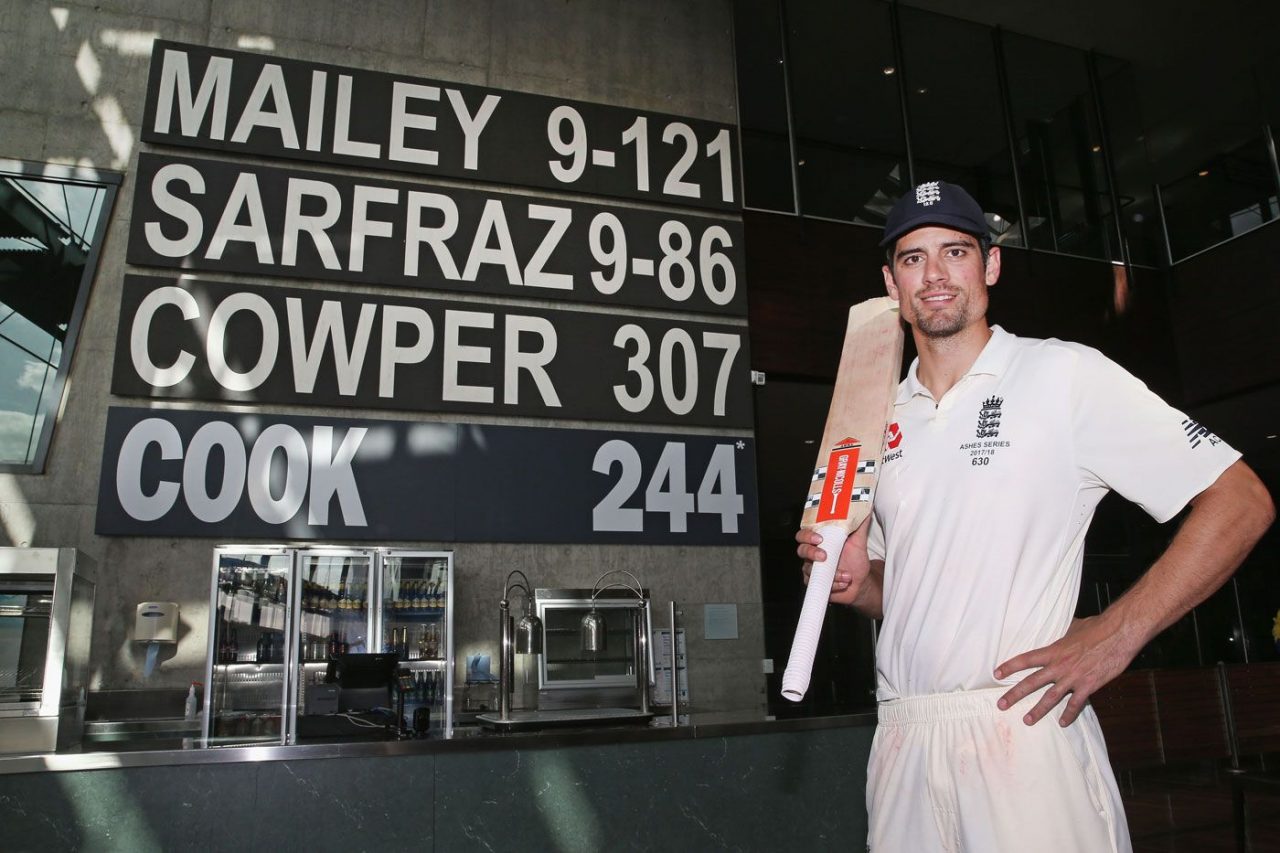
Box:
[0,158,120,473]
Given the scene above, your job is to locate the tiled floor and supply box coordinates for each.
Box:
[1121,768,1280,852]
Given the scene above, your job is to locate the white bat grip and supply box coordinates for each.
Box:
[781,524,849,702]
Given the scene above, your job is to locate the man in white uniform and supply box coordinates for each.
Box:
[796,181,1275,852]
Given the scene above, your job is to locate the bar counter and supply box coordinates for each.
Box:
[0,711,876,851]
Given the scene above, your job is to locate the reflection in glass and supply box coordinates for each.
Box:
[1160,134,1278,260]
[734,0,796,212]
[1000,32,1112,259]
[899,6,1021,245]
[208,551,293,747]
[0,169,112,467]
[785,0,907,223]
[1094,56,1162,267]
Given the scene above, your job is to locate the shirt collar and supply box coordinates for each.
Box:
[896,325,1016,404]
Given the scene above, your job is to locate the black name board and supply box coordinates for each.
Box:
[95,406,759,545]
[112,275,752,428]
[127,153,745,315]
[141,41,740,211]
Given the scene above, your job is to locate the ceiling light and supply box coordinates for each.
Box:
[1198,169,1210,177]
[992,214,1002,222]
[917,87,928,94]
[797,159,806,166]
[1267,434,1277,439]
[1091,145,1102,153]
[882,66,896,76]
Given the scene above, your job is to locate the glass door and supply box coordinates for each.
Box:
[0,580,53,709]
[291,549,374,743]
[378,551,452,738]
[203,547,293,747]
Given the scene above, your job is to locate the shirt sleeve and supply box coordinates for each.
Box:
[1069,345,1240,523]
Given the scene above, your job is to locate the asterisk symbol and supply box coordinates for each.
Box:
[735,440,745,450]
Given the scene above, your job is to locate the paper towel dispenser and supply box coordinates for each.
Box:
[135,601,179,643]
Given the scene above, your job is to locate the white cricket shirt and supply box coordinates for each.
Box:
[867,326,1240,701]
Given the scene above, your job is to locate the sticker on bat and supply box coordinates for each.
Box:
[815,437,862,523]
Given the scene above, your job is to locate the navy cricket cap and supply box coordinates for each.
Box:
[880,181,989,247]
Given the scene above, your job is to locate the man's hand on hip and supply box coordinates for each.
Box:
[992,613,1141,727]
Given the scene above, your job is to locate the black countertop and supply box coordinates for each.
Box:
[0,708,877,776]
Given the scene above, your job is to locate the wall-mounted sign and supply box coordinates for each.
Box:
[95,406,759,545]
[141,41,739,212]
[127,153,745,315]
[112,275,751,428]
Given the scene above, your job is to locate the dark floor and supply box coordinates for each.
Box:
[1122,767,1280,852]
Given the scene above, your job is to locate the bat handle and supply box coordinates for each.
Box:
[780,523,850,702]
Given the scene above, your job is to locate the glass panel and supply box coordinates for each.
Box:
[542,605,637,684]
[0,171,112,467]
[209,551,292,746]
[1194,579,1248,666]
[734,0,796,212]
[786,0,907,223]
[380,554,449,733]
[1160,134,1278,259]
[380,555,447,661]
[1002,32,1112,259]
[1095,55,1163,267]
[0,582,53,703]
[298,553,371,660]
[899,6,1021,246]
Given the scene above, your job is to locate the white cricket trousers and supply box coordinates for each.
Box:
[866,687,1132,853]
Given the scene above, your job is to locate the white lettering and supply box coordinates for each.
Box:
[404,191,461,279]
[287,298,376,396]
[116,418,182,521]
[114,417,370,527]
[332,74,381,158]
[282,178,342,269]
[153,49,232,138]
[523,204,572,290]
[183,421,246,522]
[305,70,327,152]
[504,315,560,406]
[207,292,279,391]
[145,163,205,257]
[389,82,440,165]
[131,286,198,387]
[379,305,434,398]
[207,172,273,263]
[462,200,521,284]
[446,89,500,171]
[308,426,368,526]
[443,310,494,403]
[246,424,309,524]
[349,185,398,273]
[230,63,299,148]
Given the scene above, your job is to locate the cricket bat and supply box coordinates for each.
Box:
[781,296,903,702]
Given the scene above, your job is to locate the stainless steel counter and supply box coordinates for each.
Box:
[0,709,877,776]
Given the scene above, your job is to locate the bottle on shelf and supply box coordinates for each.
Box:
[184,682,199,720]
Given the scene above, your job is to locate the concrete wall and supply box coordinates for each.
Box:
[0,1,764,715]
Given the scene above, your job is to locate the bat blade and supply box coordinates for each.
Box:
[781,296,903,702]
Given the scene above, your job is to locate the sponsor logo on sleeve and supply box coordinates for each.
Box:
[1181,418,1222,449]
